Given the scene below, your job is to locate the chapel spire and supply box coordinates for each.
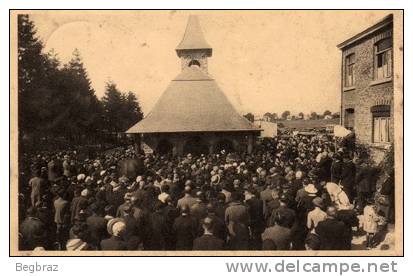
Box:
[176,15,212,73]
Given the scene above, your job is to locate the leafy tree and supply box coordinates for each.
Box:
[281,110,290,120]
[332,112,340,119]
[323,110,332,116]
[243,113,255,122]
[310,112,319,120]
[298,112,304,119]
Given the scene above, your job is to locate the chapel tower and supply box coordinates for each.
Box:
[175,15,212,73]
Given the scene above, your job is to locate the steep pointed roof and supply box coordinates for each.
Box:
[176,15,212,56]
[126,66,259,134]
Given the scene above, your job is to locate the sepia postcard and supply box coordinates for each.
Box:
[9,10,403,256]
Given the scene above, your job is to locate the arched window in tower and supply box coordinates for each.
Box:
[188,59,201,67]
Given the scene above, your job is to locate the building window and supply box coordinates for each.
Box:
[373,117,390,143]
[374,38,392,80]
[371,105,391,143]
[344,54,355,87]
[344,108,355,130]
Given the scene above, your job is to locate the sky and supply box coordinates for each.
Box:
[29,10,392,117]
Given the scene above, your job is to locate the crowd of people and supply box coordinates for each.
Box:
[18,134,394,251]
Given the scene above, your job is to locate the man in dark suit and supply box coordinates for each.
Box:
[86,204,108,249]
[193,217,224,250]
[206,203,227,242]
[330,153,343,183]
[172,205,198,250]
[355,161,377,209]
[315,206,346,250]
[340,154,356,202]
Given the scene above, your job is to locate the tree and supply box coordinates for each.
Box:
[17,16,140,147]
[122,91,144,130]
[281,111,290,120]
[243,113,254,122]
[102,82,143,132]
[332,112,340,119]
[18,14,50,137]
[310,112,318,120]
[298,112,304,119]
[102,81,124,132]
[323,110,332,116]
[57,49,103,140]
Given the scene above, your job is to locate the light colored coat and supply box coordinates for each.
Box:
[363,205,379,233]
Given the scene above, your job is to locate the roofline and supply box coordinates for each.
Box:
[337,14,393,50]
[126,129,262,134]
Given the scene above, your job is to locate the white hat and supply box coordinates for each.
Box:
[81,189,89,197]
[158,192,170,203]
[66,239,88,251]
[304,184,318,194]
[100,170,106,176]
[110,181,120,188]
[211,174,220,184]
[77,174,86,181]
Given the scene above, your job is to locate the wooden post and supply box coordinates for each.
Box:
[247,134,254,154]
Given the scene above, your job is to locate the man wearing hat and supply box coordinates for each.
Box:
[116,192,133,218]
[193,217,224,250]
[70,188,89,224]
[100,218,128,250]
[107,177,127,212]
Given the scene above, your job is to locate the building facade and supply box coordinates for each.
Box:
[338,15,394,162]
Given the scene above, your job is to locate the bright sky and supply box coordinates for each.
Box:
[30,10,392,116]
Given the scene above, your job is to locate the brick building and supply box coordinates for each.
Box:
[337,14,394,162]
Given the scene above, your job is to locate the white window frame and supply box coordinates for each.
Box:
[374,38,392,80]
[373,116,390,143]
[344,54,355,87]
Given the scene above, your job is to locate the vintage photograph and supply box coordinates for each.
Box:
[9,10,403,256]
